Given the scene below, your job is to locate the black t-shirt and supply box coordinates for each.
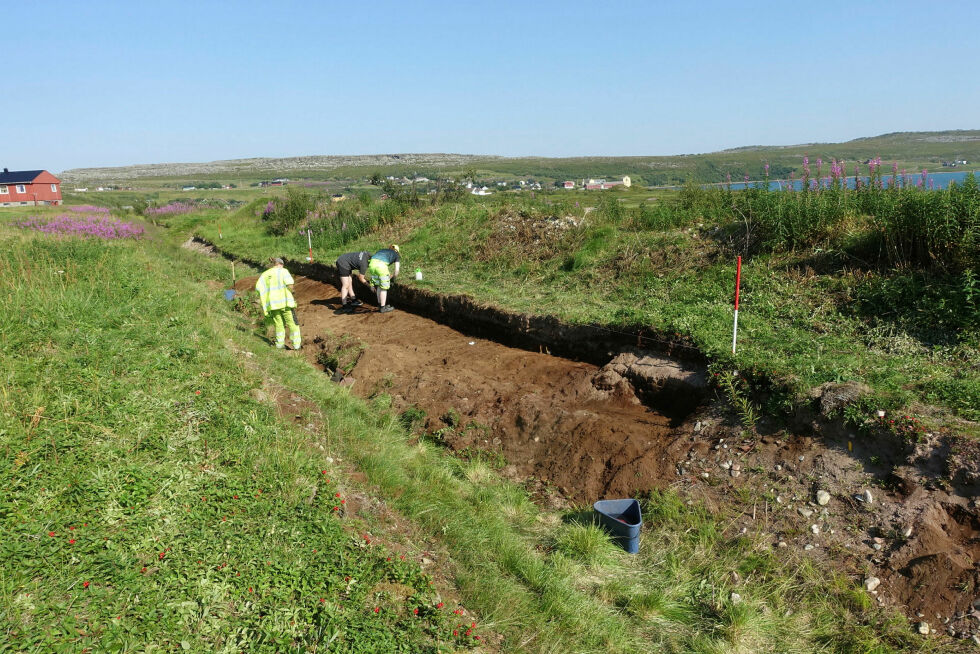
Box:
[336,251,371,275]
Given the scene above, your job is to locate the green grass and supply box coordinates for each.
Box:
[0,207,958,652]
[0,222,472,652]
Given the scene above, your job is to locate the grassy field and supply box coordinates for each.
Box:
[0,206,950,651]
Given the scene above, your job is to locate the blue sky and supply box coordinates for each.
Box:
[5,0,979,172]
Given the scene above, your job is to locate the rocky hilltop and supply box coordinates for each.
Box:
[60,153,504,181]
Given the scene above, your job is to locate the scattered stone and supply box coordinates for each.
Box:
[720,461,732,470]
[804,544,815,551]
[694,421,702,432]
[816,490,831,506]
[731,572,740,583]
[972,634,980,646]
[811,524,821,535]
[873,537,885,545]
[873,543,882,551]
[855,489,874,504]
[900,526,913,539]
[731,470,741,478]
[701,472,710,479]
[864,577,881,592]
[730,592,742,604]
[799,507,814,518]
[775,495,784,504]
[917,622,930,635]
[775,464,782,471]
[324,457,334,464]
[777,541,788,548]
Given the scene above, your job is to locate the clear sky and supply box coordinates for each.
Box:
[5,0,979,172]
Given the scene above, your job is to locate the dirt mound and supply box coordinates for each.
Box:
[232,273,980,641]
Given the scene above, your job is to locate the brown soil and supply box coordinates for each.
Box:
[232,272,980,645]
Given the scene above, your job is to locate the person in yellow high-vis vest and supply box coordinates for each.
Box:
[255,257,301,349]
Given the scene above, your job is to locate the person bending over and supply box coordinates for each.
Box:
[367,244,401,313]
[335,250,372,313]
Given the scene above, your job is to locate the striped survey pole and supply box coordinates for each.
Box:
[732,255,742,354]
[307,229,314,263]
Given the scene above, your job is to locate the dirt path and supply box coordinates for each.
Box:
[233,273,980,643]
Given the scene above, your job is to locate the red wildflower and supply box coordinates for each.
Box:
[69,526,75,530]
[333,506,339,511]
[436,602,444,609]
[83,581,90,588]
[320,598,326,603]
[48,532,56,537]
[195,391,201,395]
[453,631,458,636]
[321,470,327,475]
[335,493,341,498]
[69,539,76,544]
[373,607,380,614]
[340,499,345,505]
[465,629,472,636]
[233,495,238,499]
[141,567,147,573]
[413,608,419,615]
[158,552,165,560]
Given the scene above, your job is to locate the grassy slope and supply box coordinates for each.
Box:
[0,219,474,653]
[0,209,949,652]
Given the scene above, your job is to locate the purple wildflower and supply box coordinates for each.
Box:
[16,213,144,239]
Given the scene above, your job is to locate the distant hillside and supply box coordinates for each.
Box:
[59,130,980,185]
[59,153,504,182]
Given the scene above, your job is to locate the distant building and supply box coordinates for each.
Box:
[471,186,492,196]
[0,168,63,206]
[583,176,631,190]
[563,181,575,189]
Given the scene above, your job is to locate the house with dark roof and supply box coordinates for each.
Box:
[0,168,63,207]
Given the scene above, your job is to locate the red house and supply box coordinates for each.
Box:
[0,168,63,207]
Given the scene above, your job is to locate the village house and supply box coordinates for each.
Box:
[0,168,63,206]
[583,176,631,190]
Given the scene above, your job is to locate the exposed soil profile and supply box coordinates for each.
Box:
[231,271,980,643]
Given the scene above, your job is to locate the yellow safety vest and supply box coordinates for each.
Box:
[255,267,296,314]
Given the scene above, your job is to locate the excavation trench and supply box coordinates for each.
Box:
[213,242,980,634]
[233,272,708,502]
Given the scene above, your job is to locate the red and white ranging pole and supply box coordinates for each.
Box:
[732,255,741,354]
[307,230,314,263]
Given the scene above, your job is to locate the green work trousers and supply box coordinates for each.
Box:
[266,308,301,349]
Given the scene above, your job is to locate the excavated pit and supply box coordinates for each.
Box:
[234,273,707,502]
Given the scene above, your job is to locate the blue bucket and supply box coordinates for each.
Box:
[223,289,237,301]
[593,498,643,554]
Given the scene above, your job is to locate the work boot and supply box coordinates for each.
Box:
[338,305,354,314]
[378,305,394,314]
[349,298,363,307]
